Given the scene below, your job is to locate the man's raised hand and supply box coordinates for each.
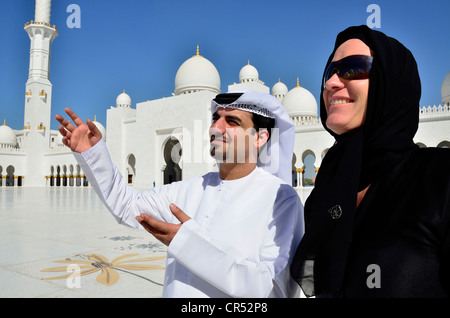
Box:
[55,107,102,153]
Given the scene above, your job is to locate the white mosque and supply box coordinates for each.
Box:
[1,0,450,203]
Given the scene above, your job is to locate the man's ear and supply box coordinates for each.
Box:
[255,129,269,150]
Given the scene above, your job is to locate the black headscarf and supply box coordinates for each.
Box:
[290,25,421,297]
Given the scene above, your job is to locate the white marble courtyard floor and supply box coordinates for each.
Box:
[0,186,167,298]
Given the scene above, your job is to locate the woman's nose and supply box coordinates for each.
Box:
[324,73,345,91]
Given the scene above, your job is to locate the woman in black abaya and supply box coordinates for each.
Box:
[291,25,450,298]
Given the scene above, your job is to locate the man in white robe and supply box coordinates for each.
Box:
[56,90,303,297]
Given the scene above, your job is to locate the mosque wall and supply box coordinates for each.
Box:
[44,150,78,185]
[106,106,136,183]
[415,109,450,147]
[293,127,334,169]
[0,151,25,186]
[131,90,217,189]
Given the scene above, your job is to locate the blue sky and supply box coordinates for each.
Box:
[2,0,449,130]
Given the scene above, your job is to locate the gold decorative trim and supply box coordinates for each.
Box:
[24,20,58,32]
[193,45,203,57]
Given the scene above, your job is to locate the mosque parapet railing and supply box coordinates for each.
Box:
[24,20,58,31]
[45,145,72,154]
[292,116,324,131]
[0,145,25,154]
[419,104,450,121]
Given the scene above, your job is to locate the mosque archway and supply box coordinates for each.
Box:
[416,142,427,148]
[437,141,450,148]
[6,165,15,186]
[0,165,3,186]
[127,154,136,185]
[56,166,61,186]
[49,166,54,186]
[163,137,182,185]
[62,165,68,186]
[76,165,81,186]
[292,153,298,187]
[302,151,316,187]
[69,165,74,186]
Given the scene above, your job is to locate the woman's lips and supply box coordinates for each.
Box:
[329,98,354,105]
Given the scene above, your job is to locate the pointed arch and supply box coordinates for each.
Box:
[437,141,450,148]
[62,165,68,186]
[6,165,15,187]
[56,165,61,186]
[76,165,81,186]
[302,150,317,187]
[292,152,298,187]
[69,164,74,186]
[162,136,182,185]
[127,153,136,185]
[50,165,55,186]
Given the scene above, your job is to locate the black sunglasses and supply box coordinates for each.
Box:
[323,55,373,86]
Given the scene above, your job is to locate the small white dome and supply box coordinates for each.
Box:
[282,79,318,117]
[116,90,131,108]
[93,117,106,140]
[174,46,221,95]
[272,79,288,97]
[239,62,259,83]
[442,71,450,105]
[0,121,17,146]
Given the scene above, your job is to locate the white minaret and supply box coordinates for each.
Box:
[24,0,58,130]
[23,0,58,186]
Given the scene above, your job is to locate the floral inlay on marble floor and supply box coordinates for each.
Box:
[41,253,166,286]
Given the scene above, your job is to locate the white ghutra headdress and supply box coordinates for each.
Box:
[211,90,295,185]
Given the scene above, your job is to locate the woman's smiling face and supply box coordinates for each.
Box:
[323,39,372,135]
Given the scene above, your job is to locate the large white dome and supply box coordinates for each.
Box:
[239,62,259,83]
[0,122,17,147]
[174,47,220,95]
[116,90,131,108]
[442,71,450,105]
[282,79,318,117]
